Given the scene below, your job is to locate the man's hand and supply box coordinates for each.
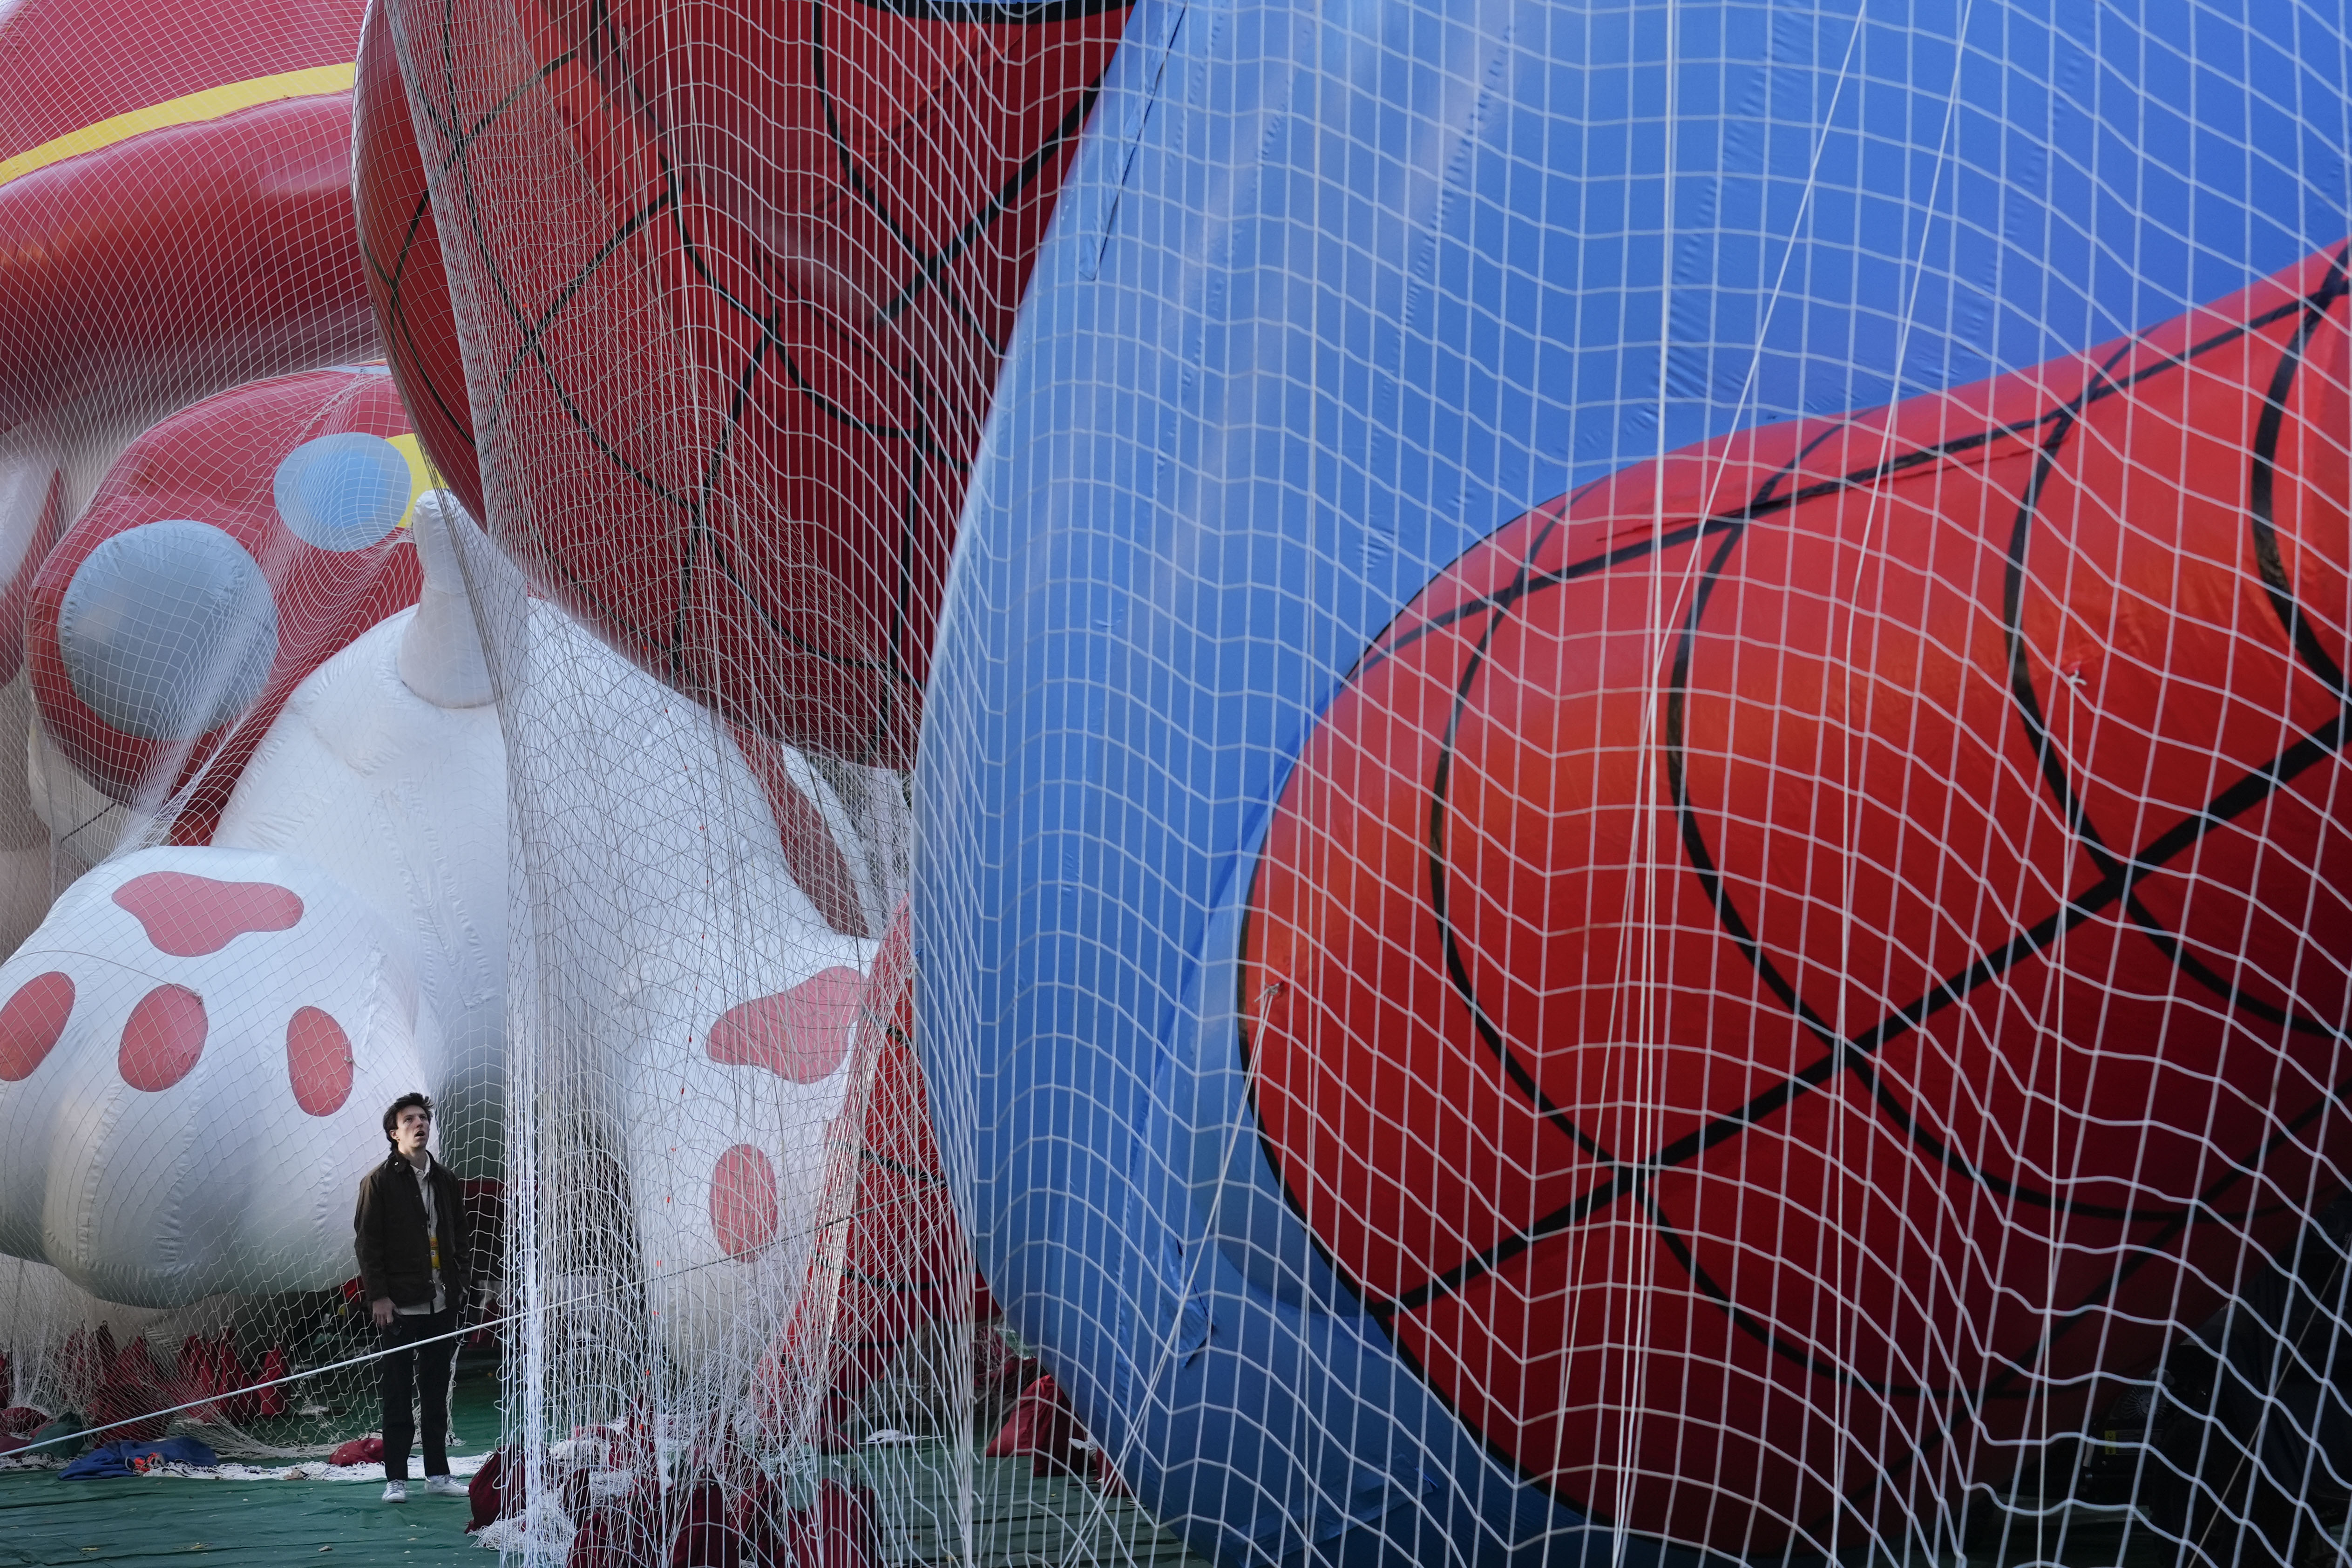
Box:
[371,1297,394,1328]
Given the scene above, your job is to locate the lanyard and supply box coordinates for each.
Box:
[415,1163,441,1275]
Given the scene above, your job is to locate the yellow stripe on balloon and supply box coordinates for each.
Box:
[386,433,439,529]
[0,63,359,194]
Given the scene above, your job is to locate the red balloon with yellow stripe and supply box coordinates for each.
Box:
[0,0,374,634]
[0,0,372,434]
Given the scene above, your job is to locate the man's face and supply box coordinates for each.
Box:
[393,1106,431,1161]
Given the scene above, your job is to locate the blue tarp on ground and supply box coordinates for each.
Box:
[59,1438,217,1479]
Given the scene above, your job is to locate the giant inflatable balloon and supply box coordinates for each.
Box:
[0,843,449,1305]
[0,0,378,955]
[0,482,894,1317]
[0,0,374,617]
[0,442,498,1307]
[364,0,1129,767]
[0,329,900,1318]
[922,2,2352,1562]
[1242,251,2352,1553]
[350,1,478,518]
[24,368,427,845]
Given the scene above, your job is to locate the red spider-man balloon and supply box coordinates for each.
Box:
[355,0,1130,767]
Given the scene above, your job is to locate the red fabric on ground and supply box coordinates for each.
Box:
[328,1435,383,1466]
[667,1478,740,1568]
[568,1486,657,1568]
[985,1373,1091,1478]
[89,1336,167,1441]
[726,1471,794,1568]
[250,1346,290,1418]
[468,1446,523,1533]
[0,1404,47,1456]
[784,1480,875,1568]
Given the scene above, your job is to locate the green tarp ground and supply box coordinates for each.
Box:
[0,1358,1231,1568]
[0,1359,500,1567]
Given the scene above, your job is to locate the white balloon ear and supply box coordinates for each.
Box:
[397,490,496,710]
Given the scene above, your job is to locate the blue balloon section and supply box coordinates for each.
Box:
[58,520,279,744]
[271,433,411,553]
[919,1,2352,1562]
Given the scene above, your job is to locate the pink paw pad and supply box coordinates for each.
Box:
[0,972,75,1082]
[112,872,303,957]
[706,967,863,1084]
[285,1007,352,1116]
[119,984,206,1092]
[709,1144,779,1258]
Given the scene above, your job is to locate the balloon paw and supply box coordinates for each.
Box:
[0,846,441,1305]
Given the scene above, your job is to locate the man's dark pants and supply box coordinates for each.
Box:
[377,1308,458,1481]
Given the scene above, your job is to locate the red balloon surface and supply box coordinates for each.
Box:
[0,0,373,438]
[352,1,481,521]
[373,0,1129,767]
[25,370,424,841]
[1243,247,2352,1552]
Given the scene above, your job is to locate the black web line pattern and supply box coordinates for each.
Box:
[1240,248,2352,1529]
[395,0,1120,759]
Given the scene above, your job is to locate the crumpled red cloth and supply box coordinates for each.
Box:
[328,1435,384,1467]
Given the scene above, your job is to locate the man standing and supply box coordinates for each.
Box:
[353,1093,471,1503]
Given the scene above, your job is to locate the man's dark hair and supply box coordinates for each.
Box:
[383,1092,434,1144]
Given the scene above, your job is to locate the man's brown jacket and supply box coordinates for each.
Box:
[353,1152,470,1312]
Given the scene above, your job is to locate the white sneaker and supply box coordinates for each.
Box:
[382,1480,407,1503]
[424,1475,468,1498]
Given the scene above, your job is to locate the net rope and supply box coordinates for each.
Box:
[3,1,2352,1566]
